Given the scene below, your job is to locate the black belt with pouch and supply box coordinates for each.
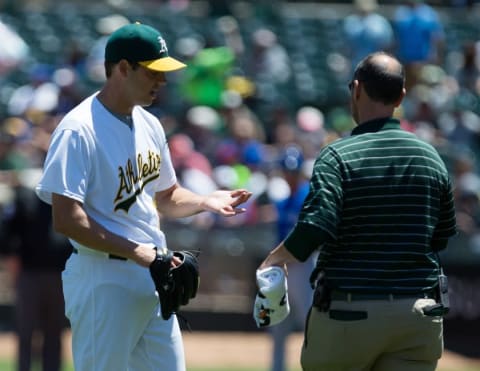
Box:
[310,269,331,312]
[310,268,450,318]
[310,273,367,320]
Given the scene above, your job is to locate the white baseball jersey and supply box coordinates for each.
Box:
[36,93,177,251]
[36,93,186,371]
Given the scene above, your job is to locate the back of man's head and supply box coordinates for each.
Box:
[353,52,405,105]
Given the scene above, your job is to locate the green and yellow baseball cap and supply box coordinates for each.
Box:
[105,22,186,72]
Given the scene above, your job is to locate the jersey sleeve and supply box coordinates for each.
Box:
[298,146,344,236]
[35,128,91,205]
[431,175,457,247]
[283,147,343,261]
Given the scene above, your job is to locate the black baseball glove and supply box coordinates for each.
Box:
[149,248,199,320]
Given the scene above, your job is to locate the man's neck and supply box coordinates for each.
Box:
[97,85,134,116]
[357,107,394,125]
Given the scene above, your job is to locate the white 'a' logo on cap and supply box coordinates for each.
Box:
[158,36,168,54]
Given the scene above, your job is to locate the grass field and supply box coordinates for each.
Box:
[0,362,288,371]
[0,363,299,371]
[0,362,282,371]
[0,361,479,371]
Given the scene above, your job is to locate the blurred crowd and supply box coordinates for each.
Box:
[0,0,480,369]
[0,1,479,274]
[0,1,478,238]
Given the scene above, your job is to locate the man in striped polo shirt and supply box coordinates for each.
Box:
[259,51,457,371]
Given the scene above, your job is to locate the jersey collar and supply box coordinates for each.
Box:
[351,117,401,136]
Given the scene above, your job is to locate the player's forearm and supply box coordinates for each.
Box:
[156,184,252,219]
[155,184,205,219]
[51,193,155,266]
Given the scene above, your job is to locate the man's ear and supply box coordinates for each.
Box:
[117,59,131,77]
[354,80,362,100]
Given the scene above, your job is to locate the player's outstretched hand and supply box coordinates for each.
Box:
[202,189,252,216]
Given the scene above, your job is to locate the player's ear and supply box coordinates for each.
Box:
[117,59,131,77]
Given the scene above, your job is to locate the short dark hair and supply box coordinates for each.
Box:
[352,52,405,105]
[104,61,115,78]
[104,60,140,78]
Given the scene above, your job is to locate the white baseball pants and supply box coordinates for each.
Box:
[62,250,185,371]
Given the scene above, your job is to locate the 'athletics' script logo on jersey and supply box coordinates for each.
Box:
[114,150,161,212]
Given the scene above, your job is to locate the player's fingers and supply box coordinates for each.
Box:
[230,190,252,202]
[171,254,182,267]
[230,193,252,207]
[233,207,247,214]
[220,206,246,216]
[230,189,249,196]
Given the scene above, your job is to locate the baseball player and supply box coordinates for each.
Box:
[35,22,251,371]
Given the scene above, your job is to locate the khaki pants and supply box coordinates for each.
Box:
[301,297,443,371]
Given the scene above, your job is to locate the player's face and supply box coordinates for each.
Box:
[130,64,167,106]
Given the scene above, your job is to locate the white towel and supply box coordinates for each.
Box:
[253,266,290,327]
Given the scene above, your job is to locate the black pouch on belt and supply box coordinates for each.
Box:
[424,269,450,317]
[310,269,331,312]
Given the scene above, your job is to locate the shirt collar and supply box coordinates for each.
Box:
[351,117,401,136]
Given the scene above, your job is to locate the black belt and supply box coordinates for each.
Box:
[72,247,127,261]
[330,290,436,302]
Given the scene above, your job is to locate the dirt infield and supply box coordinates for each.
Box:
[0,330,479,370]
[182,332,480,369]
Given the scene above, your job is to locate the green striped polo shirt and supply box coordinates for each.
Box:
[284,117,457,294]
